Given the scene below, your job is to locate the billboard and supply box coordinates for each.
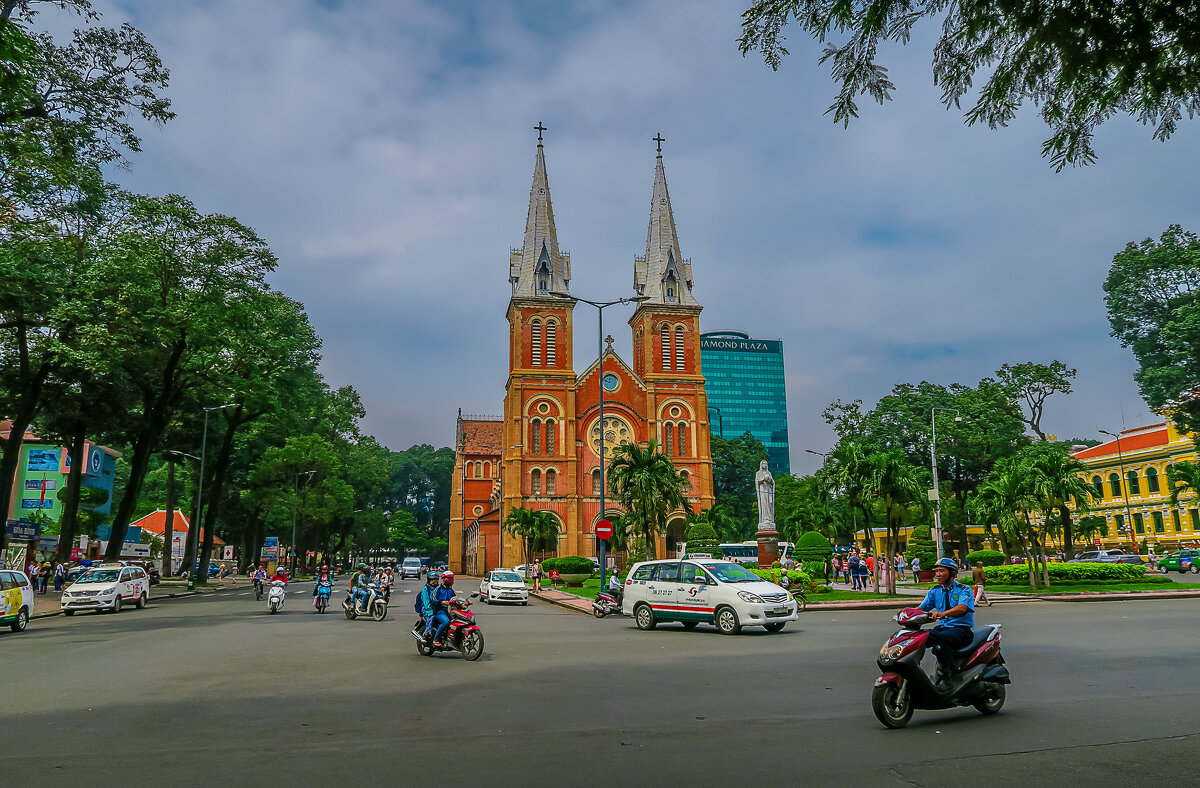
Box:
[24,479,55,491]
[26,449,60,472]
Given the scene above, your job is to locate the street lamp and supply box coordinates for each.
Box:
[930,407,962,560]
[1099,429,1136,553]
[551,290,649,590]
[190,403,239,591]
[165,450,199,579]
[804,449,829,458]
[291,469,316,575]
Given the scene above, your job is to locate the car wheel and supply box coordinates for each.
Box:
[63,610,74,616]
[634,603,656,631]
[111,596,122,614]
[1160,565,1169,574]
[135,594,147,609]
[764,622,786,633]
[10,608,28,632]
[681,621,698,630]
[1191,564,1199,574]
[715,606,741,635]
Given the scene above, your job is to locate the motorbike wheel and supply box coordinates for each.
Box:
[344,605,356,620]
[372,602,387,622]
[460,629,484,661]
[255,587,262,601]
[764,622,786,633]
[973,683,1006,715]
[793,592,807,612]
[416,637,434,657]
[593,606,606,618]
[317,599,327,613]
[269,603,278,615]
[871,683,914,729]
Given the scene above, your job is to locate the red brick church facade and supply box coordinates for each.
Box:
[451,138,715,575]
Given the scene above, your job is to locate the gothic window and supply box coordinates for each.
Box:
[545,419,555,454]
[530,320,542,366]
[531,469,541,495]
[1092,476,1103,498]
[592,469,602,495]
[545,321,557,366]
[536,255,551,295]
[660,325,671,371]
[680,470,691,491]
[530,419,542,454]
[674,326,685,370]
[677,422,687,457]
[483,462,491,478]
[475,462,483,479]
[1109,473,1121,497]
[1127,470,1141,495]
[546,469,556,495]
[665,422,675,456]
[1146,467,1159,493]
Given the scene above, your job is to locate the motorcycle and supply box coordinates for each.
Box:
[314,579,333,613]
[411,595,484,660]
[147,565,161,586]
[343,583,388,621]
[254,578,264,601]
[872,607,1010,729]
[778,574,807,612]
[592,589,621,618]
[267,579,286,614]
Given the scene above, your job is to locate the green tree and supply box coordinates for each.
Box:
[503,507,559,575]
[995,361,1076,441]
[682,521,720,556]
[869,450,927,594]
[1104,226,1200,438]
[905,524,937,573]
[710,432,767,538]
[607,439,691,560]
[738,0,1200,169]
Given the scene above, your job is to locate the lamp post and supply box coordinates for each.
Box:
[165,451,199,579]
[291,469,316,576]
[551,291,649,590]
[190,404,238,591]
[1099,429,1136,553]
[930,407,962,560]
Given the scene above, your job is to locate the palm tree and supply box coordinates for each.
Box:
[869,450,927,594]
[818,442,874,551]
[1025,442,1097,585]
[503,507,559,577]
[607,440,690,560]
[1168,460,1200,507]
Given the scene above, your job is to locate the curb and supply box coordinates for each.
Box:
[529,592,593,615]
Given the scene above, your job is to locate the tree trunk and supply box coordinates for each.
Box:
[180,471,201,578]
[197,420,237,582]
[54,422,87,563]
[163,458,176,577]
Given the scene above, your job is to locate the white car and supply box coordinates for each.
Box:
[623,559,798,635]
[399,558,422,580]
[0,569,35,632]
[61,564,151,615]
[479,569,529,605]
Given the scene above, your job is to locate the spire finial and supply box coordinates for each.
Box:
[535,122,548,145]
[605,335,615,351]
[653,133,665,155]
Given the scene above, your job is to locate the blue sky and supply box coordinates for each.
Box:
[85,0,1200,472]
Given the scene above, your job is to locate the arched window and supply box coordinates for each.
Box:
[674,326,685,370]
[530,418,542,454]
[1127,470,1141,495]
[677,422,687,457]
[544,419,554,455]
[531,469,542,495]
[680,470,691,491]
[546,469,556,495]
[545,321,556,367]
[483,461,491,478]
[1146,467,1159,493]
[664,422,675,456]
[592,469,602,495]
[660,325,671,371]
[1092,476,1104,498]
[1110,473,1122,497]
[530,320,542,366]
[476,462,484,479]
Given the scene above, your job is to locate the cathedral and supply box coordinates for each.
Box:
[450,133,715,575]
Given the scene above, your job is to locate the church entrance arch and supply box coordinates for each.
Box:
[532,510,564,564]
[665,515,687,558]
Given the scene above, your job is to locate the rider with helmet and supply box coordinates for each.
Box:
[313,564,332,597]
[351,563,373,612]
[268,565,288,584]
[430,571,457,647]
[917,557,976,674]
[417,570,440,638]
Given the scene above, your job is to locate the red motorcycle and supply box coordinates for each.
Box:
[412,596,485,661]
[872,607,1010,728]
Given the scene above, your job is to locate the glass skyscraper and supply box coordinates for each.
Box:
[700,330,790,474]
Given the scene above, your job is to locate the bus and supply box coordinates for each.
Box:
[718,541,793,565]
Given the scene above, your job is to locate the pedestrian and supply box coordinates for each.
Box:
[895,553,905,581]
[785,555,796,572]
[972,561,992,607]
[27,561,37,583]
[38,562,51,593]
[848,553,861,590]
[53,561,65,592]
[218,563,227,583]
[823,555,831,584]
[842,556,851,584]
[910,556,920,577]
[532,559,542,592]
[831,555,840,582]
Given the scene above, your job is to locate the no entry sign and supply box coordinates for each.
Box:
[595,519,614,540]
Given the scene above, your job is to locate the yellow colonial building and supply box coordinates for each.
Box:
[1067,421,1200,553]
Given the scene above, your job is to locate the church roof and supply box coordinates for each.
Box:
[634,151,697,307]
[460,419,503,455]
[509,140,571,298]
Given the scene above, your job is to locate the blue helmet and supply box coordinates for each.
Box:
[935,557,959,574]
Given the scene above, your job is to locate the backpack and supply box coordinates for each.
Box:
[414,585,428,615]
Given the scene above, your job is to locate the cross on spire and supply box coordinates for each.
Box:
[653,133,665,154]
[535,122,548,144]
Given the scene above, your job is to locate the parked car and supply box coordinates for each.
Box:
[479,569,529,605]
[1157,549,1200,574]
[1069,550,1139,564]
[61,564,151,615]
[0,569,35,632]
[623,558,798,635]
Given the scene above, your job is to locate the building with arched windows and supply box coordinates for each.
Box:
[451,137,715,574]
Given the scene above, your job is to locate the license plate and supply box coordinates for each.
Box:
[773,606,788,615]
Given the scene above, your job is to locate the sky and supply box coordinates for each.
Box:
[75,0,1200,473]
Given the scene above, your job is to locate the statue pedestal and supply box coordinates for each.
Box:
[757,530,779,569]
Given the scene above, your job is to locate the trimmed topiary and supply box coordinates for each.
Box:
[684,522,720,556]
[965,549,1007,567]
[905,524,937,571]
[795,531,833,563]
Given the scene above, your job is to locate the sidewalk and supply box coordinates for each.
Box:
[530,587,595,614]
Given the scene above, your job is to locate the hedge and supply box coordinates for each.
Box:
[541,556,596,575]
[747,567,814,591]
[984,562,1147,583]
[965,549,1007,567]
[795,531,833,562]
[684,522,720,555]
[906,524,937,570]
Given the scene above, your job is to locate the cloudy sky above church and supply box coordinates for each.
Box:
[92,0,1200,472]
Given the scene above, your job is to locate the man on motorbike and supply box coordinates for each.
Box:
[430,571,457,647]
[917,557,976,679]
[269,566,288,584]
[252,565,267,594]
[418,570,440,639]
[313,564,333,596]
[607,567,623,606]
[352,563,373,613]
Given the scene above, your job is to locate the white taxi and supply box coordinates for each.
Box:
[61,564,150,615]
[1,569,35,632]
[479,568,529,605]
[623,559,798,635]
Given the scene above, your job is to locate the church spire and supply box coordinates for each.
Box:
[509,123,570,298]
[633,135,696,307]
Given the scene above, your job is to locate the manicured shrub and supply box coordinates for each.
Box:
[984,562,1147,583]
[905,524,937,570]
[542,556,595,575]
[747,567,814,591]
[801,560,826,578]
[684,522,720,556]
[795,531,833,563]
[965,549,1007,567]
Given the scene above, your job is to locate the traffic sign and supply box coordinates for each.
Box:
[1094,538,1101,546]
[595,519,614,540]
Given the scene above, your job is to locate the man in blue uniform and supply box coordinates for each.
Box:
[917,557,976,663]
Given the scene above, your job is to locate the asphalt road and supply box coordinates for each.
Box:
[3,578,1198,786]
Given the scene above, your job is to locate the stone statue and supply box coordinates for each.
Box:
[755,459,775,530]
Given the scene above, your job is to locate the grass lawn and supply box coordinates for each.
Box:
[984,582,1195,594]
[809,589,907,602]
[529,577,604,600]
